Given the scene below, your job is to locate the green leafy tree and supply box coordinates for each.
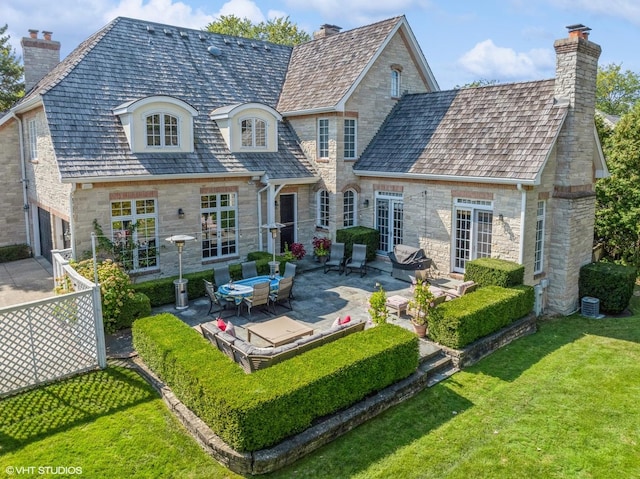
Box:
[0,24,24,111]
[596,63,640,116]
[454,78,500,89]
[595,102,640,266]
[205,15,310,46]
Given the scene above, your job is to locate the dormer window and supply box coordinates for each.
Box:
[390,65,403,98]
[241,118,267,148]
[146,113,179,147]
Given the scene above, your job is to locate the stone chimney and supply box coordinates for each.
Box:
[21,29,61,92]
[313,24,342,40]
[547,25,602,315]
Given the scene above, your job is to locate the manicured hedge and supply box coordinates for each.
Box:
[133,314,418,451]
[579,262,637,314]
[336,226,379,261]
[0,244,31,263]
[428,285,534,349]
[115,292,151,330]
[464,258,524,287]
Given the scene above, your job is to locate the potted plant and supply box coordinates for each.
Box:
[408,279,436,337]
[368,283,389,326]
[289,242,306,260]
[312,236,331,263]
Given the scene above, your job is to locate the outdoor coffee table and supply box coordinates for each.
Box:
[246,316,314,347]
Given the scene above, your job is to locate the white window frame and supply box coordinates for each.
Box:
[317,189,330,228]
[240,117,267,148]
[145,112,180,148]
[452,198,494,273]
[534,200,546,274]
[344,118,357,159]
[391,69,401,98]
[28,119,38,160]
[201,192,238,260]
[318,118,329,158]
[110,199,159,273]
[343,189,357,227]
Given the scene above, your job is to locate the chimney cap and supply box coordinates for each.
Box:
[566,24,591,33]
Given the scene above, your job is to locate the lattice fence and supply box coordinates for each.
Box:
[0,252,105,397]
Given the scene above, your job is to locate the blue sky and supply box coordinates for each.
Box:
[2,0,639,89]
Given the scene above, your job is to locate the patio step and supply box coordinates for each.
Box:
[417,343,459,387]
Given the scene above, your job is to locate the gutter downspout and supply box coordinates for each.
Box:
[517,183,526,265]
[257,183,270,251]
[70,183,76,258]
[13,113,31,248]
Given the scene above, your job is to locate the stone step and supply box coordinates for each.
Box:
[418,350,459,387]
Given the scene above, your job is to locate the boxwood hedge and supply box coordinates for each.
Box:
[133,314,418,452]
[464,257,524,287]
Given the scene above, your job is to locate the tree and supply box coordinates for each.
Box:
[595,102,640,267]
[205,15,310,46]
[0,24,24,111]
[454,79,500,89]
[596,63,640,116]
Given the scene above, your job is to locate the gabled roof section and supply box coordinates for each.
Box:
[277,16,437,114]
[354,80,569,184]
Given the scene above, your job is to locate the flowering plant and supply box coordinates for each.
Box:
[289,242,306,260]
[408,280,436,326]
[312,236,332,257]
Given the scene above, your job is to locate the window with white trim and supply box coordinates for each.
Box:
[201,193,238,259]
[28,119,37,160]
[343,189,357,227]
[344,119,356,159]
[317,189,329,228]
[534,200,546,274]
[146,113,179,147]
[391,69,401,97]
[318,118,329,158]
[111,199,158,272]
[241,118,266,148]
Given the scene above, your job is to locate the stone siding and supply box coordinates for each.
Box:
[0,120,27,247]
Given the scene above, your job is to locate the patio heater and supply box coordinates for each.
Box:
[165,234,196,310]
[262,223,284,278]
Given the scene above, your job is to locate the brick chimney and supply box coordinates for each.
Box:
[21,29,60,92]
[313,24,342,40]
[547,25,602,315]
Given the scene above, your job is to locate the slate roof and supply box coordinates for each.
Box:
[277,17,403,113]
[354,79,568,183]
[22,17,317,181]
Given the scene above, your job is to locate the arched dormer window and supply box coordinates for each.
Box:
[390,64,403,98]
[241,118,267,148]
[113,96,197,153]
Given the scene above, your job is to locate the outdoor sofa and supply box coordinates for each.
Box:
[201,319,366,373]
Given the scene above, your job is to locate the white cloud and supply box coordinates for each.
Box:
[217,0,265,23]
[104,0,214,28]
[458,39,554,81]
[547,0,640,25]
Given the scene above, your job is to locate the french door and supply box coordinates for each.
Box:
[376,192,403,253]
[453,199,493,273]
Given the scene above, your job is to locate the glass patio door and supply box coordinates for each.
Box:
[376,192,403,253]
[453,199,493,273]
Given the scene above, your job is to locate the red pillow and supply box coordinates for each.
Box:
[216,318,227,331]
[339,315,351,325]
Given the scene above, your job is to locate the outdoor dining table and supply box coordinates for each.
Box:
[216,275,282,315]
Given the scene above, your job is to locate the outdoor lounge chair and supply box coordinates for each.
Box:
[345,244,367,277]
[444,280,478,300]
[213,264,231,288]
[324,242,345,274]
[269,276,293,312]
[241,260,258,279]
[243,281,271,316]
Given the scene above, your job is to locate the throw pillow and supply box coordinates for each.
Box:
[331,316,341,328]
[216,317,227,331]
[339,315,351,325]
[225,321,236,338]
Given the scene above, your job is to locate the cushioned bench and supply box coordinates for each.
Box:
[201,319,366,373]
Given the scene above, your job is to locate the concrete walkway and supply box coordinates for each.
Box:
[0,257,55,308]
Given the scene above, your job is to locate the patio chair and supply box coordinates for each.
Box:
[324,242,345,274]
[345,243,367,277]
[241,260,258,279]
[204,279,234,316]
[269,276,293,312]
[213,264,231,288]
[283,262,297,299]
[243,281,271,316]
[445,280,478,300]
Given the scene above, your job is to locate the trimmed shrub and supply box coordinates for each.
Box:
[579,262,637,314]
[133,314,418,452]
[115,292,151,330]
[464,258,524,287]
[336,226,378,261]
[0,244,31,263]
[428,285,534,349]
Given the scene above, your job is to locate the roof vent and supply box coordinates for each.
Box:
[179,31,188,38]
[207,45,222,57]
[251,42,258,49]
[223,37,230,45]
[198,34,206,41]
[237,39,244,47]
[147,26,155,33]
[264,44,271,51]
[164,29,172,36]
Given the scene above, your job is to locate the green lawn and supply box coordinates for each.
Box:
[2,313,640,478]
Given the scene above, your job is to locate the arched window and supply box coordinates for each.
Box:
[317,189,330,228]
[343,189,357,227]
[241,118,267,148]
[391,68,401,98]
[146,113,179,147]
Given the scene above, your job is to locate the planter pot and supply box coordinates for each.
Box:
[317,255,329,264]
[412,322,427,338]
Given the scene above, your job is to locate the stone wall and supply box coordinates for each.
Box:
[0,120,27,247]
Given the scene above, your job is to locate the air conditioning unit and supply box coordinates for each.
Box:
[581,296,603,319]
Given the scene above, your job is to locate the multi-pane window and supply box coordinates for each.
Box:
[241,118,266,148]
[391,69,401,97]
[318,118,329,158]
[344,119,356,159]
[111,199,158,272]
[146,113,179,147]
[453,198,493,272]
[201,193,238,259]
[534,200,546,274]
[317,189,330,228]
[28,119,37,160]
[343,189,357,227]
